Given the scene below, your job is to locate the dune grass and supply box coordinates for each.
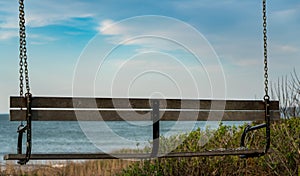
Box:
[1,160,134,176]
[119,118,300,176]
[1,118,299,176]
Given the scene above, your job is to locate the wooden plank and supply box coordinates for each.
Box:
[164,99,276,110]
[10,97,151,109]
[160,110,280,121]
[10,96,279,110]
[10,110,152,121]
[10,109,280,121]
[4,149,265,160]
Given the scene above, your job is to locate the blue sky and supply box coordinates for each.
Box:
[0,0,300,113]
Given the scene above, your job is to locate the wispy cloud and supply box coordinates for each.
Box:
[28,34,58,45]
[170,0,237,9]
[97,19,125,35]
[0,0,95,41]
[276,44,298,53]
[26,1,94,28]
[0,30,18,40]
[96,16,220,61]
[271,8,299,23]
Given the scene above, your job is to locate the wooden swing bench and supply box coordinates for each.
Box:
[4,96,280,164]
[4,0,279,165]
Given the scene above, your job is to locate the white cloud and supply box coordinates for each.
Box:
[170,0,236,10]
[92,17,226,96]
[1,17,18,29]
[272,8,298,21]
[0,29,57,43]
[25,1,94,28]
[0,30,18,40]
[271,4,300,25]
[0,0,95,29]
[28,34,58,45]
[278,45,298,53]
[97,19,123,35]
[0,0,95,40]
[96,16,220,62]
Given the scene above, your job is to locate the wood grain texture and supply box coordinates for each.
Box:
[10,109,280,121]
[10,96,279,110]
[10,96,280,121]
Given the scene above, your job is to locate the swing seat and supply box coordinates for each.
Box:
[5,96,280,161]
[4,149,268,160]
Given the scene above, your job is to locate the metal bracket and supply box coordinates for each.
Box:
[151,99,160,157]
[17,93,32,165]
[240,99,271,158]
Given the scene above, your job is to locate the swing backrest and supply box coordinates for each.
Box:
[10,96,280,121]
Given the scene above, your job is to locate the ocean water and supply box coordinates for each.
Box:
[0,114,248,163]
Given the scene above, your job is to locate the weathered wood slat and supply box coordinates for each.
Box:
[10,97,151,109]
[164,99,279,110]
[10,110,151,121]
[10,96,279,110]
[10,109,280,121]
[4,149,266,160]
[160,110,280,121]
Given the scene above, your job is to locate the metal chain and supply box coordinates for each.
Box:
[19,0,24,96]
[18,0,32,165]
[262,0,271,155]
[263,0,269,100]
[19,0,30,96]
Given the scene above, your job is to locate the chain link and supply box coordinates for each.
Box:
[18,0,32,164]
[263,0,269,100]
[19,0,24,96]
[19,0,30,96]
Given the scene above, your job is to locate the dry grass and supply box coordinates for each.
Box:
[0,160,134,176]
[120,118,300,176]
[1,118,299,176]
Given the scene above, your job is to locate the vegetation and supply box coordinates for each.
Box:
[272,69,300,118]
[119,118,300,176]
[1,71,299,175]
[1,160,133,176]
[1,118,299,176]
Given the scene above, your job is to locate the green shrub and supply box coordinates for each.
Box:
[1,118,299,175]
[119,118,300,176]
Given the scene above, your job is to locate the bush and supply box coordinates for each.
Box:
[119,118,300,176]
[1,118,299,175]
